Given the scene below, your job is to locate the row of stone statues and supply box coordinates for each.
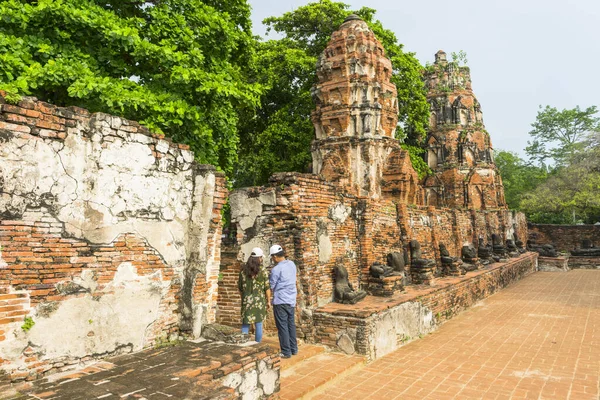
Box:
[526,240,558,257]
[570,239,600,256]
[525,239,600,257]
[334,234,528,304]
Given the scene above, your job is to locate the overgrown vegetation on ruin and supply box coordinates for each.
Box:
[2,1,599,224]
[0,0,431,185]
[234,0,431,186]
[0,0,260,176]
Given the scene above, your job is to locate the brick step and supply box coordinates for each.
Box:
[278,352,365,400]
[261,336,326,371]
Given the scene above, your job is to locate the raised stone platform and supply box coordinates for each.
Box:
[0,340,280,400]
[538,256,569,271]
[568,256,600,269]
[313,252,538,361]
[364,275,404,297]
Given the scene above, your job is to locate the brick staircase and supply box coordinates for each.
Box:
[262,337,365,399]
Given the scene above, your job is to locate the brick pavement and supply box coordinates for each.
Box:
[313,270,600,400]
[0,340,278,400]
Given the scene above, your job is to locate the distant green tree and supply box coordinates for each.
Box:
[495,150,547,210]
[520,131,600,224]
[526,105,600,167]
[235,0,430,187]
[0,0,260,175]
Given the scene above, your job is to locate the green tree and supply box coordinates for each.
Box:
[520,131,600,224]
[525,105,600,167]
[0,0,260,175]
[235,0,430,187]
[495,150,547,210]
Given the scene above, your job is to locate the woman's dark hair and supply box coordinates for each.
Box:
[244,256,262,278]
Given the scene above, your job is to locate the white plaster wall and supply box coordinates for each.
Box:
[0,109,222,373]
[0,116,196,266]
[369,301,436,360]
[0,264,167,369]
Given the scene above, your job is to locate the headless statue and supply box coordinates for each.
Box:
[370,262,398,278]
[506,239,519,257]
[527,240,558,257]
[492,234,507,257]
[477,237,493,260]
[461,244,479,272]
[513,232,526,253]
[571,240,600,256]
[410,240,435,269]
[439,244,458,265]
[334,265,367,304]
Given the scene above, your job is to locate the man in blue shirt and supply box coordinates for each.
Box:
[269,244,298,359]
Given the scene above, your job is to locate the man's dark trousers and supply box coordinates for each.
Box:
[273,304,298,356]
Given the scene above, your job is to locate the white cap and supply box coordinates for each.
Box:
[269,244,283,256]
[250,247,264,258]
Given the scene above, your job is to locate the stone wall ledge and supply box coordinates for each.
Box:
[316,252,538,319]
[568,256,600,269]
[313,252,538,361]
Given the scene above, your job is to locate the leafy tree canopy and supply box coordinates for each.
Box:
[520,130,600,224]
[500,120,600,224]
[0,0,260,175]
[235,0,430,187]
[495,150,547,210]
[525,105,600,167]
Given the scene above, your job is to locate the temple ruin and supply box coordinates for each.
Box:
[0,13,549,398]
[221,15,535,360]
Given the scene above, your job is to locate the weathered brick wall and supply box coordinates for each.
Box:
[223,170,528,341]
[0,95,226,382]
[314,252,538,361]
[224,173,361,340]
[397,206,527,270]
[568,257,600,269]
[528,224,600,252]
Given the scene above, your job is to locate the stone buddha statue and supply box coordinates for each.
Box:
[439,243,462,276]
[370,251,406,278]
[439,244,457,265]
[506,239,519,257]
[527,240,558,257]
[387,251,407,273]
[512,233,525,253]
[477,237,493,264]
[492,234,507,258]
[409,240,435,269]
[461,244,479,272]
[571,240,600,257]
[369,262,399,278]
[334,265,367,304]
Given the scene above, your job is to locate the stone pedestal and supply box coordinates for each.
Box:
[537,256,569,271]
[365,275,405,297]
[441,261,463,277]
[411,264,436,285]
[462,258,481,273]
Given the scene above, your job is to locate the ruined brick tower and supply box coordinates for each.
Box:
[423,50,506,209]
[311,15,421,202]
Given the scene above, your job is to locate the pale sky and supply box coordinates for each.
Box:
[248,0,600,158]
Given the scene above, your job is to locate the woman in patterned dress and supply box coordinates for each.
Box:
[238,247,271,342]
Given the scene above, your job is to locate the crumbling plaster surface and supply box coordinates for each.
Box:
[230,188,276,264]
[369,301,435,360]
[0,115,196,266]
[0,264,165,369]
[222,359,278,400]
[0,102,225,379]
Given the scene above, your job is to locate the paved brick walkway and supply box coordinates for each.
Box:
[314,270,600,400]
